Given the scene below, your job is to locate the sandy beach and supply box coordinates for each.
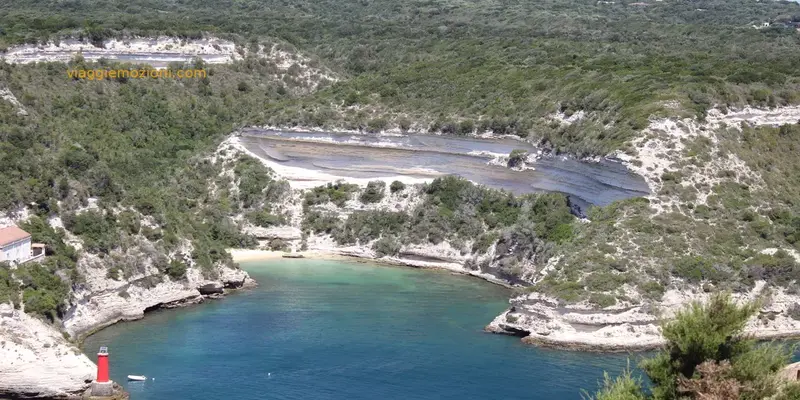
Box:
[229,249,359,263]
[229,249,292,262]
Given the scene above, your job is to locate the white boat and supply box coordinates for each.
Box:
[127,375,147,381]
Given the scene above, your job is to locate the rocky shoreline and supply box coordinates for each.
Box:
[64,259,256,341]
[0,263,256,399]
[483,281,800,352]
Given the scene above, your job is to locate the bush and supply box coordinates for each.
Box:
[588,293,617,308]
[247,210,284,227]
[661,171,682,182]
[472,232,499,253]
[17,264,69,321]
[585,370,646,400]
[333,210,407,245]
[23,289,61,321]
[457,120,475,135]
[592,294,794,400]
[0,266,19,306]
[584,272,626,292]
[234,156,276,208]
[671,256,729,283]
[390,180,406,193]
[63,211,117,253]
[304,181,359,208]
[789,304,800,321]
[165,260,187,280]
[359,180,386,203]
[141,226,163,241]
[639,281,666,301]
[106,266,121,280]
[268,238,289,251]
[366,118,388,133]
[302,211,340,234]
[507,149,528,168]
[745,251,800,286]
[372,235,401,257]
[117,210,141,235]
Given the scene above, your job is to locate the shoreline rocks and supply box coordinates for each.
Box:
[484,286,800,352]
[64,264,256,340]
[0,304,96,399]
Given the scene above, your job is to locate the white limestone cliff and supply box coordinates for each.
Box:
[0,303,95,399]
[64,259,254,339]
[486,282,800,351]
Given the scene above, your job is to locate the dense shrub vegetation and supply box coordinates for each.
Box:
[0,264,19,306]
[589,294,800,400]
[2,0,800,340]
[0,42,318,320]
[17,264,70,322]
[234,156,288,209]
[536,120,800,305]
[3,0,800,155]
[301,176,574,281]
[359,181,386,204]
[303,181,359,209]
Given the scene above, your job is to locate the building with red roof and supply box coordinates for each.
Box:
[0,225,45,265]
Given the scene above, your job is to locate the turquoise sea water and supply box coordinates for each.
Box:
[83,259,635,400]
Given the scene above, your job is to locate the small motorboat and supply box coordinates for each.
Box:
[127,375,147,381]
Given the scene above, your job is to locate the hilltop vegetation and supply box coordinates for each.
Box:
[4,0,800,155]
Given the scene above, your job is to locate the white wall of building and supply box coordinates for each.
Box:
[0,238,32,264]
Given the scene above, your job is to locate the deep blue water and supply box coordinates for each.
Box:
[83,259,636,400]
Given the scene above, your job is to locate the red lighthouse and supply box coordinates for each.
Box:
[90,346,114,397]
[97,346,110,383]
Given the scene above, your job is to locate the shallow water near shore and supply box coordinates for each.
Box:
[83,259,635,400]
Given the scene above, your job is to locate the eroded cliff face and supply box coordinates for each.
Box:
[0,213,256,398]
[486,282,800,351]
[1,36,337,94]
[0,259,254,398]
[0,303,95,399]
[485,292,661,351]
[64,254,254,339]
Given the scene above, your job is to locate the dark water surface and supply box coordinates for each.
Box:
[83,260,635,400]
[238,129,649,210]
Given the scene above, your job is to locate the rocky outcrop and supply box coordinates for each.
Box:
[486,282,800,351]
[243,225,302,241]
[63,257,255,339]
[198,283,225,295]
[485,293,663,351]
[0,304,95,399]
[1,37,337,86]
[1,87,28,116]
